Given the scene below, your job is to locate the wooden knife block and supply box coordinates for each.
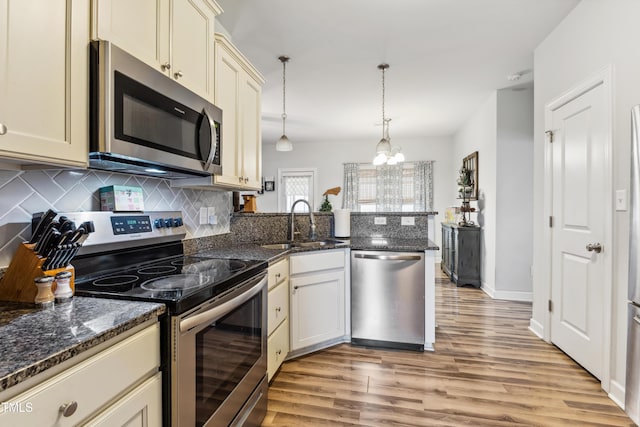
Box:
[0,243,75,303]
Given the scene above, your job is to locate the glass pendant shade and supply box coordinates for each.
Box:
[375,137,391,155]
[276,134,293,151]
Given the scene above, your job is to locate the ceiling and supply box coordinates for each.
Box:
[215,0,580,147]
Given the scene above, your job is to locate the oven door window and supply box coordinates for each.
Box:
[195,292,262,426]
[114,71,211,161]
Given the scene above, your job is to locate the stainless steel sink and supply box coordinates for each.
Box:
[260,239,345,250]
[260,243,292,250]
[294,239,345,248]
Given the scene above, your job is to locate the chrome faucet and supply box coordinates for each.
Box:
[289,199,316,241]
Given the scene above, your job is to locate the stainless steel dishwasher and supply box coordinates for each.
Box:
[351,250,425,351]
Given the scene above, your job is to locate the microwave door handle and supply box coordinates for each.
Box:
[201,107,217,172]
[179,275,266,333]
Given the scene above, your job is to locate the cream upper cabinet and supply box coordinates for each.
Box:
[213,33,264,190]
[0,0,89,168]
[92,0,221,101]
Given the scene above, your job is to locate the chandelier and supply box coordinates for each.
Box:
[275,55,293,151]
[373,63,404,165]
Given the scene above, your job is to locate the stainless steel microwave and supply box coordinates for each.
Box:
[90,40,222,179]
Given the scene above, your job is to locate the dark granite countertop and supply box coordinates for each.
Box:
[193,237,437,264]
[0,298,165,393]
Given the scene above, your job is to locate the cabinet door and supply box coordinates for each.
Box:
[92,0,169,74]
[0,0,88,167]
[290,271,345,351]
[84,373,162,427]
[240,75,262,189]
[170,0,216,100]
[213,42,243,186]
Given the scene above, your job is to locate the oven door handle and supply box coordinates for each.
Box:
[179,275,266,333]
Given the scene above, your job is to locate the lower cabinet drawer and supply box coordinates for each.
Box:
[268,280,288,335]
[0,324,160,426]
[267,318,289,382]
[83,372,162,427]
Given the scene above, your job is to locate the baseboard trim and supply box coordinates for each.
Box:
[529,318,544,339]
[608,379,625,410]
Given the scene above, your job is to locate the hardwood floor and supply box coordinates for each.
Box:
[262,269,633,426]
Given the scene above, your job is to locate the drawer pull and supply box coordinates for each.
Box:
[60,401,78,417]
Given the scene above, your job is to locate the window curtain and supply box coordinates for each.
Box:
[342,163,359,210]
[413,161,434,211]
[342,161,434,212]
[376,165,403,211]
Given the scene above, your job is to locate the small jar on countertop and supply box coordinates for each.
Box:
[54,271,73,303]
[34,275,55,308]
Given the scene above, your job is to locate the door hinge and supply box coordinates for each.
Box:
[546,130,554,143]
[549,216,554,227]
[548,299,553,312]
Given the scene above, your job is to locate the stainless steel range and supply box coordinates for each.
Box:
[57,211,268,427]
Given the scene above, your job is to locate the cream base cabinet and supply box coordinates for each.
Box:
[213,33,264,190]
[0,323,161,426]
[91,0,221,101]
[267,258,290,381]
[290,250,346,352]
[0,0,89,168]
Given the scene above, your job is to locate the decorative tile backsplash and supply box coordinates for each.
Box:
[0,169,231,268]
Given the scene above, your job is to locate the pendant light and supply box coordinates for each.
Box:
[275,55,293,151]
[372,63,404,165]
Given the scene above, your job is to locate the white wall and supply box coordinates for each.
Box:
[453,93,498,293]
[496,87,534,297]
[259,136,453,255]
[532,0,640,402]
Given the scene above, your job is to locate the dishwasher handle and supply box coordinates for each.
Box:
[353,253,422,261]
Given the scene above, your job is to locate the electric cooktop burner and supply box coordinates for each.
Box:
[74,254,265,313]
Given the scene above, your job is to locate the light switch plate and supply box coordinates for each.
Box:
[401,216,415,226]
[374,217,387,225]
[616,189,628,211]
[199,207,208,225]
[207,207,217,224]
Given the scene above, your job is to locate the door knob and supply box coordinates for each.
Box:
[174,70,183,79]
[161,62,171,71]
[586,243,603,253]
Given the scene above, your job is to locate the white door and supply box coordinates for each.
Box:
[548,80,609,379]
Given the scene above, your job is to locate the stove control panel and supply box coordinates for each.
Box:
[111,215,153,235]
[154,217,184,228]
[56,211,186,254]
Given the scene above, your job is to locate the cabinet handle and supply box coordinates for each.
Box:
[293,285,299,290]
[59,401,78,417]
[275,273,281,279]
[0,123,6,135]
[239,177,244,183]
[276,349,282,356]
[275,306,281,313]
[161,62,171,71]
[174,70,183,79]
